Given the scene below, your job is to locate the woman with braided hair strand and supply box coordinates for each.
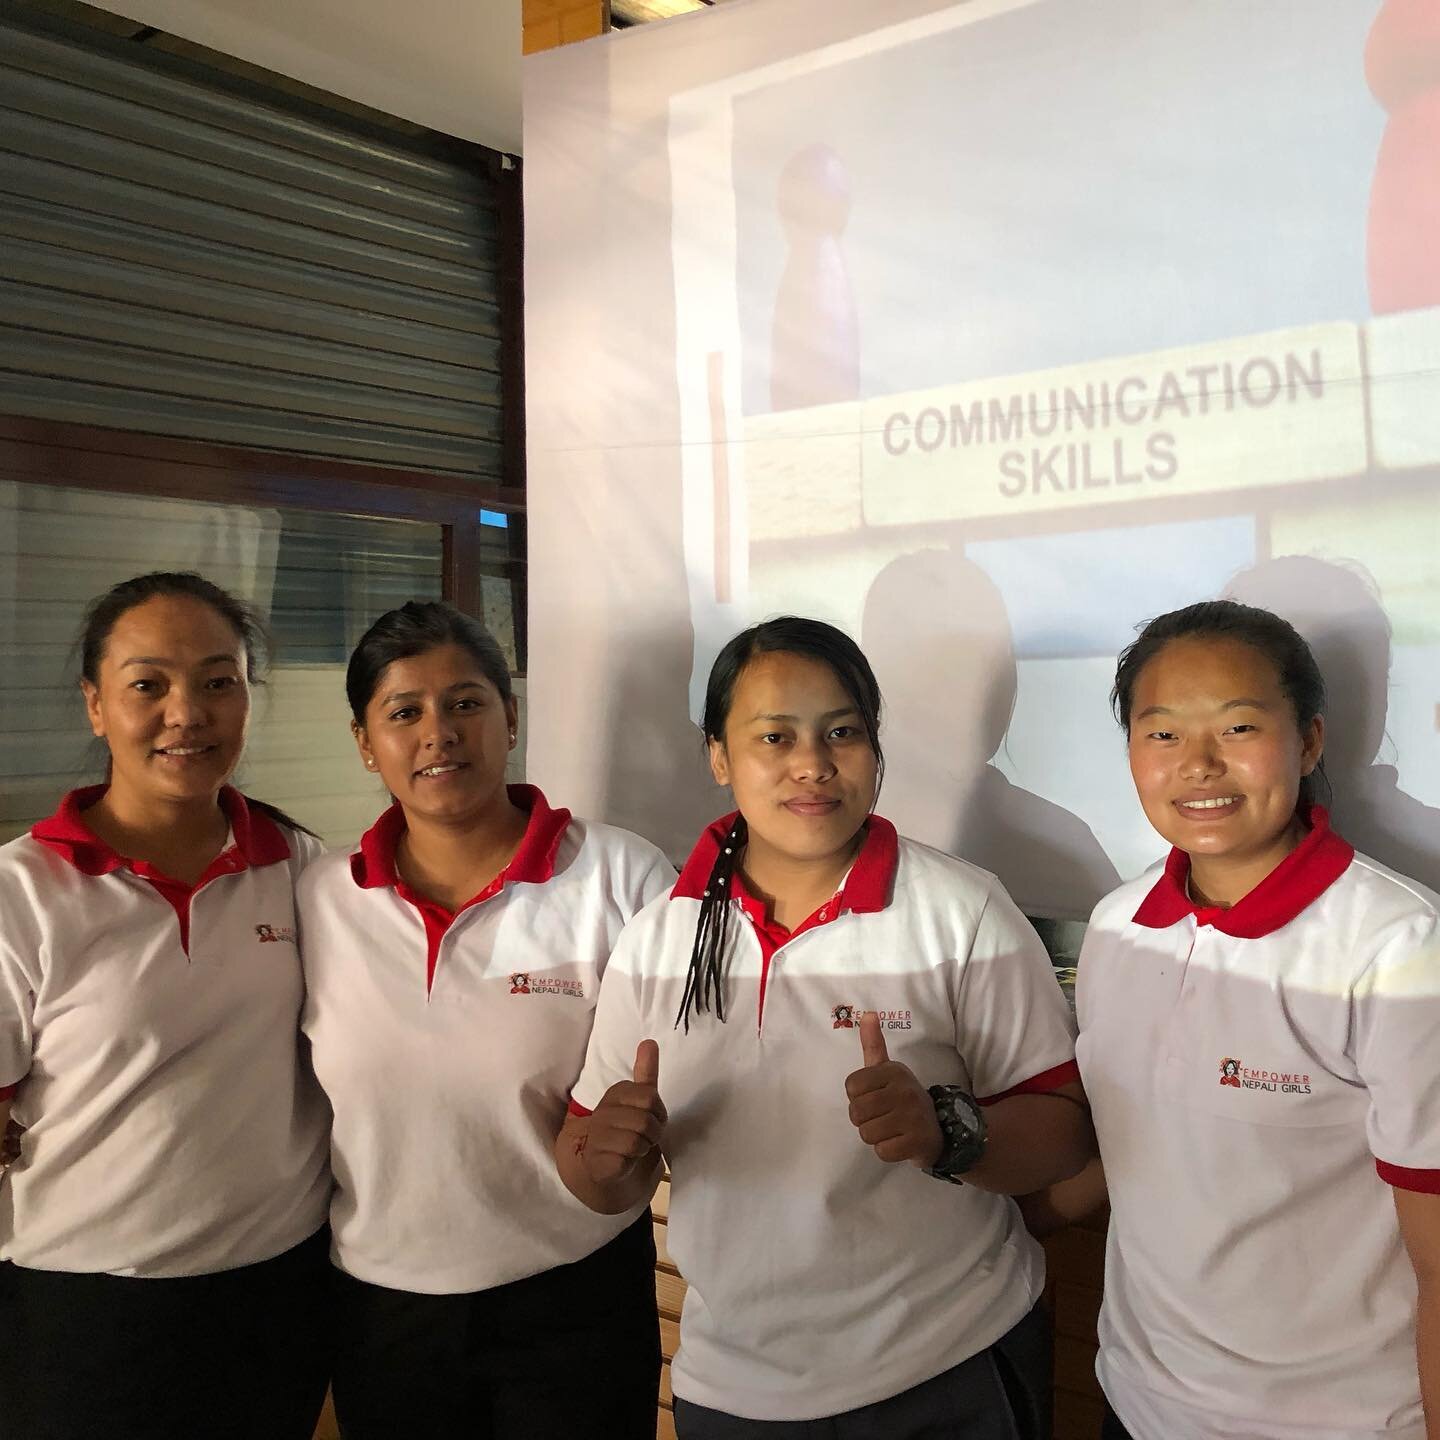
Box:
[557,616,1093,1439]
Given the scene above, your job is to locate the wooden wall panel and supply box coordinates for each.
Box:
[522,0,608,54]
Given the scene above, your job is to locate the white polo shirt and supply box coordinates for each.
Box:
[571,812,1079,1421]
[1076,807,1440,1440]
[297,785,674,1295]
[0,786,331,1279]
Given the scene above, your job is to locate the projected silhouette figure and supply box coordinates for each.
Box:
[1366,0,1440,312]
[1226,555,1440,890]
[770,143,860,412]
[862,548,1119,919]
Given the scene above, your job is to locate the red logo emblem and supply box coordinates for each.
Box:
[255,923,296,944]
[831,1004,856,1029]
[1219,1057,1242,1087]
[510,973,532,994]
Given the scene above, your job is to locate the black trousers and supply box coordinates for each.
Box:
[0,1227,331,1440]
[331,1212,661,1440]
[1100,1401,1135,1440]
[672,1297,1052,1440]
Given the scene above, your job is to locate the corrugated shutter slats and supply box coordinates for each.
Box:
[0,13,503,478]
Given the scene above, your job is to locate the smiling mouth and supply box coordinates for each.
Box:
[153,744,217,759]
[1176,796,1243,815]
[416,762,468,779]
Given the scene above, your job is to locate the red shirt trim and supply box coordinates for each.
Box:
[1131,805,1354,939]
[0,1084,16,1102]
[567,1097,592,1118]
[730,870,847,1031]
[349,784,572,992]
[30,786,292,954]
[977,1058,1082,1107]
[672,811,898,912]
[672,812,898,1032]
[1376,1159,1440,1195]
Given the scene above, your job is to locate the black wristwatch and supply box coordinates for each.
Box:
[924,1084,988,1183]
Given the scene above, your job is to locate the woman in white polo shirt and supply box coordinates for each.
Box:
[1067,600,1440,1440]
[298,600,674,1440]
[0,571,332,1440]
[557,616,1093,1439]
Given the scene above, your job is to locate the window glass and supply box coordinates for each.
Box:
[0,480,443,847]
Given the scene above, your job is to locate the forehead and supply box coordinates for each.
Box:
[372,642,502,697]
[730,650,856,716]
[1133,635,1285,707]
[102,595,245,662]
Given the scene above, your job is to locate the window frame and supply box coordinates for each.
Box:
[0,414,527,673]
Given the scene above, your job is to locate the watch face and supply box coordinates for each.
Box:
[930,1087,987,1177]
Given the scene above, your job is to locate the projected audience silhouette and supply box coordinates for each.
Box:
[862,548,1119,918]
[1365,0,1440,313]
[1225,554,1440,891]
[770,143,860,413]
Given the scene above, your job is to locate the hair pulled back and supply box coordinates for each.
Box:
[77,571,315,836]
[345,600,512,725]
[676,616,884,1031]
[1111,599,1330,810]
[80,571,269,686]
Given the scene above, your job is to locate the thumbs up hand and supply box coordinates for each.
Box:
[844,1013,944,1168]
[580,1040,668,1189]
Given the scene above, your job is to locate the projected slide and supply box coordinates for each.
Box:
[666,0,1440,914]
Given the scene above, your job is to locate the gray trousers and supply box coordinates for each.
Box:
[673,1299,1051,1440]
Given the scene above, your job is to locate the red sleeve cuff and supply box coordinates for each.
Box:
[1376,1158,1440,1194]
[567,1097,593,1118]
[977,1058,1081,1108]
[0,1084,17,1102]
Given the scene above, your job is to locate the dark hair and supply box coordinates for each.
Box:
[77,571,317,837]
[676,616,883,1031]
[346,600,513,725]
[1111,599,1330,810]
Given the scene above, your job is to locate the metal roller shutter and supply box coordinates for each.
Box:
[0,6,507,480]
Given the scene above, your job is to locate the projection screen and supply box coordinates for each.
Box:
[524,0,1440,920]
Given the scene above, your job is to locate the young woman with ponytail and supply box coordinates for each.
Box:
[0,572,332,1440]
[557,616,1092,1439]
[297,600,674,1440]
[1049,600,1440,1440]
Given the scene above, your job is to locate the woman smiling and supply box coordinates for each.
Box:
[298,600,673,1440]
[0,571,330,1440]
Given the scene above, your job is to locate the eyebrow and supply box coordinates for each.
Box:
[748,707,860,724]
[1134,697,1271,721]
[380,681,487,706]
[121,654,239,668]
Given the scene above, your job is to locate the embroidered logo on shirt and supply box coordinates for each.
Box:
[255,924,297,944]
[1218,1057,1311,1094]
[872,1008,913,1031]
[831,1004,913,1031]
[510,972,584,999]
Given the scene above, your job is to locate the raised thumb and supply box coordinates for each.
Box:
[633,1038,660,1088]
[859,1011,889,1067]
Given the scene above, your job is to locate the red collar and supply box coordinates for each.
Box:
[349,784,572,895]
[30,785,291,876]
[1131,805,1354,938]
[672,810,898,916]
